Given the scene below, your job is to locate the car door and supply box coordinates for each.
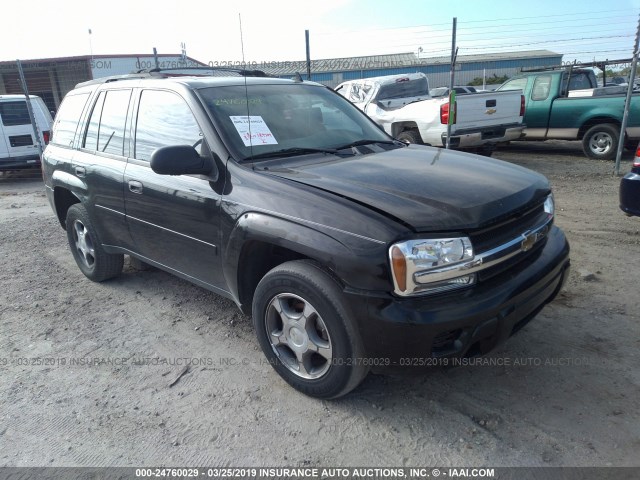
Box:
[72,88,135,250]
[525,74,557,137]
[123,88,225,292]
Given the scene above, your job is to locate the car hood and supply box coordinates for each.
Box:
[261,145,550,231]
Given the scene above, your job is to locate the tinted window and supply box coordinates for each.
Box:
[0,101,30,126]
[85,90,131,155]
[51,93,90,147]
[377,77,428,100]
[135,90,202,161]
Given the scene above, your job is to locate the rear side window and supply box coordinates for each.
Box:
[531,76,552,101]
[51,93,90,147]
[378,77,428,100]
[0,101,30,126]
[83,89,131,156]
[568,73,595,91]
[134,90,202,162]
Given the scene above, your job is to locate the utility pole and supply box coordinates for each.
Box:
[16,60,43,157]
[615,14,640,175]
[446,18,458,150]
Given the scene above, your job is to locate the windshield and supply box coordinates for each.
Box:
[199,83,393,161]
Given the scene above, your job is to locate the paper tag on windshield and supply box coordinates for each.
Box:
[230,115,278,147]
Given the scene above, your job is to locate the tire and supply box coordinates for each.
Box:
[397,129,423,144]
[66,204,124,282]
[475,145,495,157]
[252,260,369,399]
[128,256,155,271]
[582,124,619,160]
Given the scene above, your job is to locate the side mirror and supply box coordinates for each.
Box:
[150,145,213,176]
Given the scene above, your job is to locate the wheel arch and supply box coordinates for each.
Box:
[578,117,621,140]
[390,121,419,138]
[223,213,353,315]
[53,186,81,229]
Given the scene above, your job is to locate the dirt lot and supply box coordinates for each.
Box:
[0,141,638,467]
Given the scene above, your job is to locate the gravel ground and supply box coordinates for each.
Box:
[0,141,638,467]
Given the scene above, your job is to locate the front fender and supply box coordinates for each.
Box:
[222,212,390,302]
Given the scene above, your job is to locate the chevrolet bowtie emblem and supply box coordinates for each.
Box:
[521,232,538,252]
[485,108,497,115]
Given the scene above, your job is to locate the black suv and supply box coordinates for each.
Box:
[43,69,570,399]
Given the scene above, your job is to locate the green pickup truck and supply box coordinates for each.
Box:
[497,68,640,159]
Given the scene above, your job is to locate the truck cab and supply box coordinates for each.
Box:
[498,67,639,159]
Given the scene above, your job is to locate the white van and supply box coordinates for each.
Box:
[0,95,54,170]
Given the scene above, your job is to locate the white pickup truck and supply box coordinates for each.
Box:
[335,73,526,153]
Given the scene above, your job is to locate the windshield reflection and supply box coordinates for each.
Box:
[199,84,394,161]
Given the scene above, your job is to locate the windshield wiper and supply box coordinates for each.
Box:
[333,139,401,150]
[244,147,339,161]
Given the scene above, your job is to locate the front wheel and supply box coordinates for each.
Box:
[582,124,620,160]
[252,260,369,399]
[66,204,124,282]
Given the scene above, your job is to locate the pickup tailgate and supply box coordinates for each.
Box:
[453,90,523,131]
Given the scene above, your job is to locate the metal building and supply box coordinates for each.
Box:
[260,50,563,88]
[1,50,562,113]
[0,54,207,112]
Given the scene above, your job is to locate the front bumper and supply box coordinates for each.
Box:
[442,123,525,148]
[346,225,570,364]
[620,170,640,217]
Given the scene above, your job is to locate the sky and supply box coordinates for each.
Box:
[1,0,640,66]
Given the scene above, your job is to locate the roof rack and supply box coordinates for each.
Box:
[75,73,153,88]
[520,58,633,73]
[137,66,273,77]
[75,66,274,89]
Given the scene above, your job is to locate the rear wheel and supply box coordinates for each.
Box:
[252,260,369,399]
[582,124,619,160]
[475,145,495,157]
[397,129,423,145]
[66,204,124,282]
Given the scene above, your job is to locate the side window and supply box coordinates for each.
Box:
[84,90,131,155]
[499,77,528,92]
[98,90,131,156]
[84,92,106,151]
[135,90,202,162]
[531,75,551,101]
[51,93,90,147]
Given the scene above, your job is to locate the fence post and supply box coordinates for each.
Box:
[615,14,640,175]
[16,59,43,157]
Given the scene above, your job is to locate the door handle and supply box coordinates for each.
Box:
[128,180,143,194]
[75,166,86,177]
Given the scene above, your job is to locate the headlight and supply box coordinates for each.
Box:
[544,193,555,218]
[389,237,475,296]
